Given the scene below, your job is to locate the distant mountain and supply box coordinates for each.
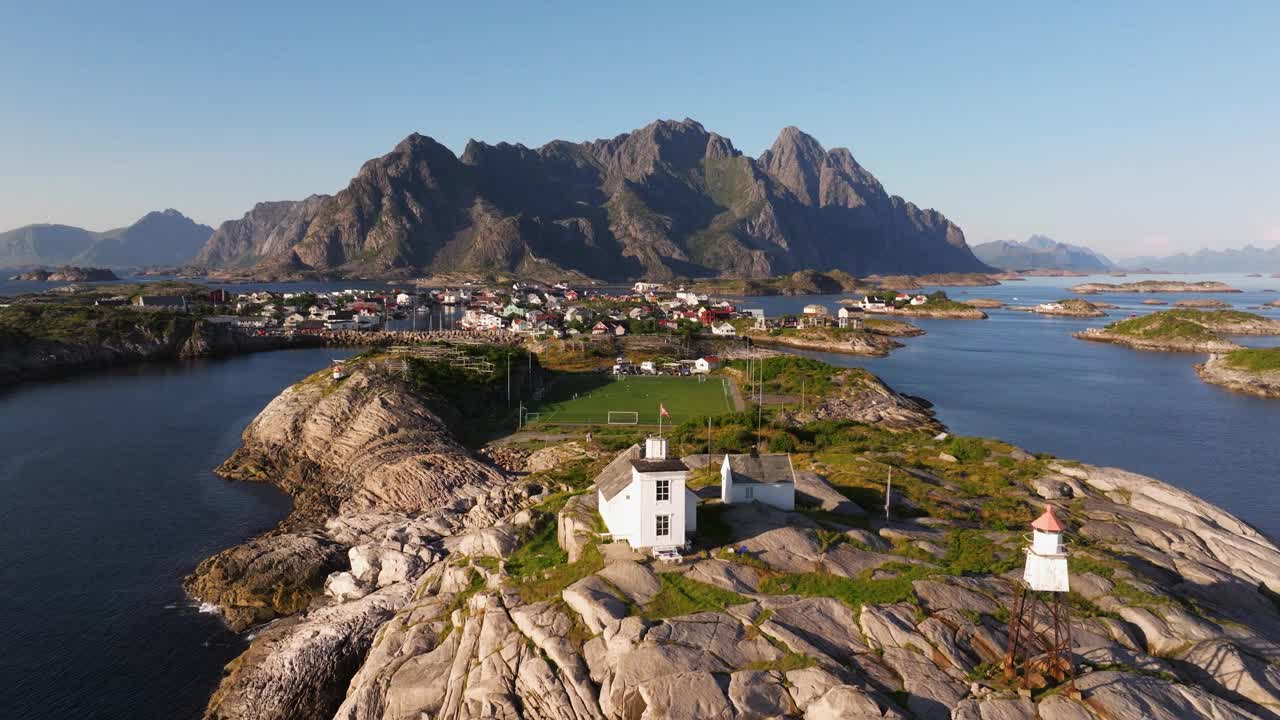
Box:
[195,119,991,280]
[1116,245,1280,273]
[972,235,1112,272]
[0,209,213,268]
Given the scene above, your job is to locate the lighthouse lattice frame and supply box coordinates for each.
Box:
[1002,504,1079,697]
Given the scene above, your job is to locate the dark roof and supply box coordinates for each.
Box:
[725,453,795,485]
[597,444,642,500]
[138,295,187,306]
[631,458,688,473]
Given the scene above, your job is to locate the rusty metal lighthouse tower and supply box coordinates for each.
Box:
[1003,504,1078,696]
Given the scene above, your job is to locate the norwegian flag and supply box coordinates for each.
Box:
[659,403,670,419]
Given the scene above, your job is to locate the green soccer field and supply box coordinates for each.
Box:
[528,374,735,426]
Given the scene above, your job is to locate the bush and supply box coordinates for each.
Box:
[946,437,990,464]
[768,432,797,453]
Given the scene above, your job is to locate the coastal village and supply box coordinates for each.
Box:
[75,280,945,340]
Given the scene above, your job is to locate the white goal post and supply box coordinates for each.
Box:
[523,412,541,423]
[607,411,640,425]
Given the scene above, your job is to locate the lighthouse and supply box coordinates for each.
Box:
[1024,505,1069,592]
[1003,504,1079,696]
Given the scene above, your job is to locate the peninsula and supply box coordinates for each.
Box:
[191,347,1280,720]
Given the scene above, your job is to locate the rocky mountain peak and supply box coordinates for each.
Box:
[759,126,829,206]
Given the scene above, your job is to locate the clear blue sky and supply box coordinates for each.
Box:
[2,0,1277,256]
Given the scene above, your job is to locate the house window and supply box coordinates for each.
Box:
[745,486,754,500]
[655,479,670,502]
[655,514,670,538]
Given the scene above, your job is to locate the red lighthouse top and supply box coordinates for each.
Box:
[1031,504,1066,533]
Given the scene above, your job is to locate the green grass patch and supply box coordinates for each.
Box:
[642,572,749,620]
[529,374,733,426]
[1224,347,1280,373]
[759,565,928,611]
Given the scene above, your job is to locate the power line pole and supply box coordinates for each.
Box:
[506,352,511,407]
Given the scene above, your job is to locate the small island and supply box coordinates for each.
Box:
[1196,348,1280,398]
[1141,299,1168,306]
[961,298,1006,308]
[1010,298,1108,317]
[863,272,1000,288]
[1074,309,1280,352]
[10,266,120,282]
[849,291,988,319]
[1071,280,1242,294]
[1173,298,1231,308]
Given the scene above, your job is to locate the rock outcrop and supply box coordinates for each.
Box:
[777,368,943,432]
[186,361,513,630]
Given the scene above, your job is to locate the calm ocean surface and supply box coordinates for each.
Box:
[1,348,354,719]
[1,273,1279,717]
[740,273,1280,540]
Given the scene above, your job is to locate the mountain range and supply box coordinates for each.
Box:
[0,209,213,268]
[972,235,1112,272]
[193,119,991,280]
[1116,245,1280,273]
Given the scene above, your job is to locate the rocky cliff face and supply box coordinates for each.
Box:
[193,119,991,280]
[187,362,514,630]
[194,196,331,268]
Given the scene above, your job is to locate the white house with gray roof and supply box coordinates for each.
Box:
[719,453,796,510]
[596,437,697,552]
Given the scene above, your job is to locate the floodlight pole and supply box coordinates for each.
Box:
[885,467,893,521]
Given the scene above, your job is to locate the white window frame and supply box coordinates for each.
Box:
[655,514,670,538]
[655,479,670,502]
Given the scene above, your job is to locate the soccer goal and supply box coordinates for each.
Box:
[607,411,640,425]
[523,412,541,424]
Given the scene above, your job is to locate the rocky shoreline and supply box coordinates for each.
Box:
[0,317,327,387]
[187,355,1280,720]
[1074,328,1241,353]
[744,328,906,357]
[862,305,988,320]
[1197,354,1280,399]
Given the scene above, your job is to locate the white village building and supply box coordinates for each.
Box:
[596,438,697,552]
[719,453,796,510]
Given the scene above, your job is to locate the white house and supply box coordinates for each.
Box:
[910,295,929,306]
[711,322,737,336]
[837,307,865,329]
[395,292,413,306]
[694,356,720,374]
[859,296,889,311]
[719,453,796,510]
[597,438,698,552]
